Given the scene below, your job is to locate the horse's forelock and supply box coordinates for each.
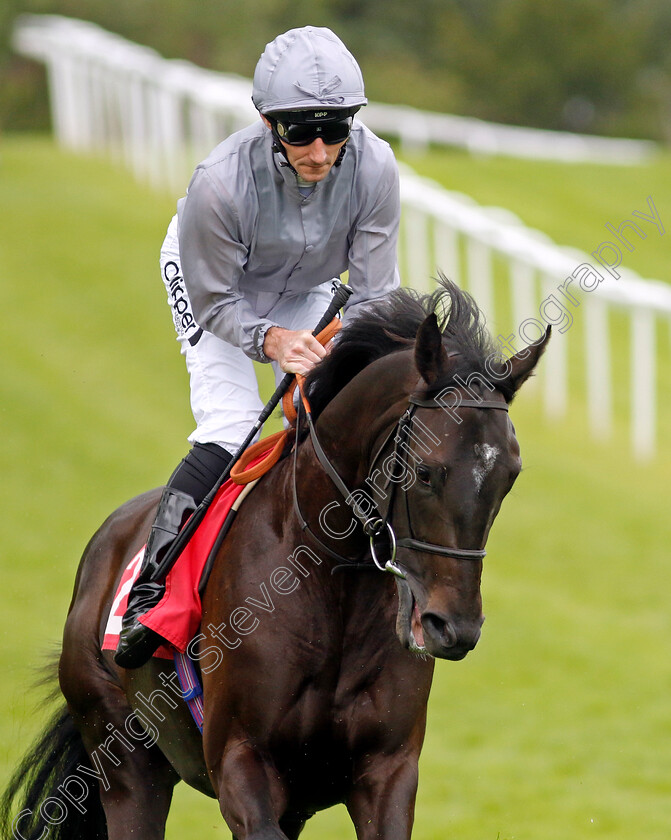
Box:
[420,275,515,401]
[304,277,505,420]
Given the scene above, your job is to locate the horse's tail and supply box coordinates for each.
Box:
[0,704,108,840]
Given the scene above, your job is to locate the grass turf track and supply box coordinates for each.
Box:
[0,134,670,839]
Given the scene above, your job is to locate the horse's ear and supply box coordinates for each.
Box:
[415,313,449,386]
[506,326,551,394]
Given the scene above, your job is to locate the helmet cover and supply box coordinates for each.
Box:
[252,26,367,114]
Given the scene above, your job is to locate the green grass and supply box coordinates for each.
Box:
[1,135,670,839]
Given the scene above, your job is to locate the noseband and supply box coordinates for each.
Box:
[293,391,509,578]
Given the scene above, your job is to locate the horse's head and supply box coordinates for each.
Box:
[305,278,549,661]
[384,311,549,660]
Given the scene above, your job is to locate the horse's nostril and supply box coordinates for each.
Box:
[422,613,458,648]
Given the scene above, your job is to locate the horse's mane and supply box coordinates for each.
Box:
[304,276,511,422]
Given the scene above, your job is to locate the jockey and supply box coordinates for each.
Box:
[115,26,401,669]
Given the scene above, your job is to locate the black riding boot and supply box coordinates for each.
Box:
[114,486,196,668]
[114,442,232,669]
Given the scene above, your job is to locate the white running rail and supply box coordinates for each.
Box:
[13,14,670,458]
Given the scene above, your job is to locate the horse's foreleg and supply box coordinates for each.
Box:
[346,753,419,840]
[278,813,308,840]
[209,742,290,840]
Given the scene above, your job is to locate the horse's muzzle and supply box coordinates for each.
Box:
[420,611,484,660]
[395,579,484,660]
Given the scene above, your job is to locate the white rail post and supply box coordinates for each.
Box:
[403,205,432,292]
[89,58,110,154]
[509,258,538,390]
[144,79,164,190]
[541,273,568,418]
[152,79,185,193]
[466,238,493,323]
[434,221,460,287]
[510,258,537,331]
[103,62,127,163]
[584,297,612,439]
[47,51,81,149]
[631,307,656,458]
[127,69,151,183]
[188,100,220,166]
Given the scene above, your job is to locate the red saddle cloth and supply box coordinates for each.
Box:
[102,325,336,662]
[102,473,254,658]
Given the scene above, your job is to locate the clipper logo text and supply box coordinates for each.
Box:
[163,261,202,346]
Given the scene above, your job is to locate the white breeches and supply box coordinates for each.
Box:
[160,217,333,453]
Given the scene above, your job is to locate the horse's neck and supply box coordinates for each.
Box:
[314,351,415,485]
[283,354,412,595]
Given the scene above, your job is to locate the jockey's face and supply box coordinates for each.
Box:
[261,116,346,182]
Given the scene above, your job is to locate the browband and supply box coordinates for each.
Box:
[409,395,509,411]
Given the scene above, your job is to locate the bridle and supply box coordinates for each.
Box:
[292,388,509,579]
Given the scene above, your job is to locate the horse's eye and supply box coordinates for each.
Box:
[415,464,432,486]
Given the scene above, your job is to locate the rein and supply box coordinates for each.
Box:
[293,385,509,578]
[229,317,342,484]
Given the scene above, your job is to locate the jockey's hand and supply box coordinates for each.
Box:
[263,326,326,375]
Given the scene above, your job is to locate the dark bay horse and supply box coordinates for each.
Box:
[1,280,548,840]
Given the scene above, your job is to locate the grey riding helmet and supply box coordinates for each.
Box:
[252,27,367,163]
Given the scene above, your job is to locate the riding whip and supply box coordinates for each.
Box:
[151,282,353,580]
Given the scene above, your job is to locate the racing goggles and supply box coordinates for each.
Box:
[269,114,353,146]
